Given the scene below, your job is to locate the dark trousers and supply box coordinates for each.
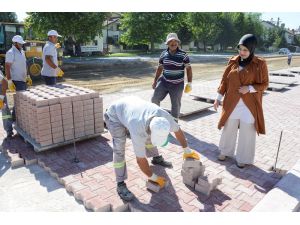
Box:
[151,76,184,119]
[42,76,57,85]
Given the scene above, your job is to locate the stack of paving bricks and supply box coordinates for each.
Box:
[14,84,104,148]
[181,159,222,196]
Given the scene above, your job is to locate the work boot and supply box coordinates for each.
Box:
[151,155,173,168]
[6,132,13,139]
[117,182,134,201]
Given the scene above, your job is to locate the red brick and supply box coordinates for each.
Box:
[74,187,98,204]
[66,181,87,193]
[36,106,50,114]
[85,196,111,212]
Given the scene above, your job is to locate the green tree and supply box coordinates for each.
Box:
[25,12,107,43]
[188,12,220,52]
[215,13,236,50]
[169,13,193,47]
[263,28,278,49]
[0,12,18,23]
[120,13,178,51]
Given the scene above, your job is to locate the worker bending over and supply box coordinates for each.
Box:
[104,96,199,201]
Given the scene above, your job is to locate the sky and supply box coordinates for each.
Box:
[16,12,300,30]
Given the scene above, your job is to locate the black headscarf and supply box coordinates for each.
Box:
[237,34,258,67]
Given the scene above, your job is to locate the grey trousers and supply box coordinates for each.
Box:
[1,96,13,135]
[219,119,256,164]
[151,77,184,120]
[104,112,159,183]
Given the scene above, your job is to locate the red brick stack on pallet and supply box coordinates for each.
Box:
[13,84,104,147]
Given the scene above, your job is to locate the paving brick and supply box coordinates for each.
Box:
[51,120,63,128]
[74,187,98,204]
[39,140,53,147]
[50,104,61,112]
[10,156,25,168]
[85,196,112,212]
[50,114,62,123]
[194,183,211,196]
[181,170,196,188]
[113,203,130,212]
[66,181,87,194]
[37,118,51,126]
[37,112,51,120]
[146,180,160,193]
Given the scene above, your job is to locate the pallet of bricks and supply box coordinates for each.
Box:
[13,83,104,151]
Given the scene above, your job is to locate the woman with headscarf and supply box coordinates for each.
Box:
[214,34,269,168]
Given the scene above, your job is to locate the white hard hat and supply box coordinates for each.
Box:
[47,30,62,37]
[149,117,170,147]
[12,35,26,44]
[165,33,180,45]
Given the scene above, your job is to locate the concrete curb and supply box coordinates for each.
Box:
[251,159,300,212]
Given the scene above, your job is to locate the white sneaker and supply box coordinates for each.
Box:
[218,154,226,161]
[236,162,246,168]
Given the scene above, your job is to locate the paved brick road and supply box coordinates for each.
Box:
[1,75,299,212]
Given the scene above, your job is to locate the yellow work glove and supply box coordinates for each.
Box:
[56,67,64,77]
[183,148,200,160]
[26,75,32,86]
[149,174,167,188]
[0,95,5,109]
[184,82,192,93]
[7,80,16,92]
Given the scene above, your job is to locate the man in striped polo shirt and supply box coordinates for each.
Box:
[151,33,193,122]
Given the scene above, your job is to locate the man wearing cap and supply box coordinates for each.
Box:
[151,33,193,122]
[3,35,31,137]
[104,96,199,201]
[41,30,63,85]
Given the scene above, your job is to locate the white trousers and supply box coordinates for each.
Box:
[219,119,256,164]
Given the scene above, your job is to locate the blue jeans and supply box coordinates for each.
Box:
[42,76,57,85]
[151,76,184,119]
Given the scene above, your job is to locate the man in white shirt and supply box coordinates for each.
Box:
[105,96,200,201]
[41,30,63,85]
[4,35,31,136]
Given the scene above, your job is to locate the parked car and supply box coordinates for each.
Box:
[278,48,291,54]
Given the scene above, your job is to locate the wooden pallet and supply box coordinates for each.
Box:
[269,76,298,85]
[267,83,288,91]
[14,125,102,153]
[269,69,296,77]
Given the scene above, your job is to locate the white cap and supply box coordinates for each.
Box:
[47,30,62,37]
[12,35,26,44]
[165,33,180,45]
[149,117,170,147]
